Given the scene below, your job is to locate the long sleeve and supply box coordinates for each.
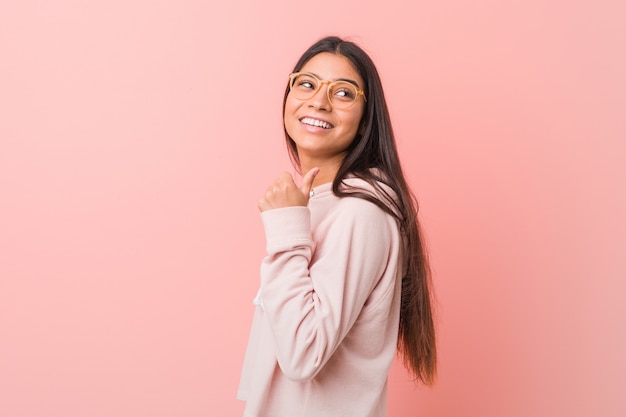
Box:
[238,180,403,417]
[259,196,398,381]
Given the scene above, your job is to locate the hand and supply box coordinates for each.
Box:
[258,167,320,212]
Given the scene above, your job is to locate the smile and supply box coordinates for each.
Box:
[300,117,334,129]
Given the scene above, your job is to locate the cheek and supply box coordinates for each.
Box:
[283,101,299,138]
[283,98,299,123]
[346,110,365,134]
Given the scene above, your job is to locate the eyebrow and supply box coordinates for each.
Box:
[309,72,361,88]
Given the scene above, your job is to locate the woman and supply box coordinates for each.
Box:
[238,36,436,417]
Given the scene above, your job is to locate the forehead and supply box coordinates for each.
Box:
[300,52,364,86]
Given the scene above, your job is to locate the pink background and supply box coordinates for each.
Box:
[1,1,625,416]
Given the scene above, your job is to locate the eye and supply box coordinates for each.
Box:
[294,74,318,90]
[331,83,357,101]
[336,89,355,98]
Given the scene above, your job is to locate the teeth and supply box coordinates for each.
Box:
[301,117,332,129]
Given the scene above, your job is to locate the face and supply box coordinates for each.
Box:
[284,52,365,164]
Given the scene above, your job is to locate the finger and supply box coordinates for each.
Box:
[299,167,320,196]
[258,197,269,212]
[270,172,293,192]
[278,171,295,181]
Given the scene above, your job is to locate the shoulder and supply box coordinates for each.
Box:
[332,193,389,225]
[338,174,401,218]
[322,179,399,233]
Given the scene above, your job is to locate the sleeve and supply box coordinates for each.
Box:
[258,198,398,381]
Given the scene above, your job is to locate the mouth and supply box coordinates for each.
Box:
[300,117,334,129]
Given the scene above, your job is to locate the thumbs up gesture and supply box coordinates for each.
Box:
[258,167,320,212]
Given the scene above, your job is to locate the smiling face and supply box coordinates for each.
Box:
[284,52,366,167]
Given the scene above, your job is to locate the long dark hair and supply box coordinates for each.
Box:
[282,36,437,385]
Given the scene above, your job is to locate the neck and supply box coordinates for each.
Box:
[299,152,346,187]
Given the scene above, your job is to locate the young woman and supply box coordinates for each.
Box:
[238,36,436,417]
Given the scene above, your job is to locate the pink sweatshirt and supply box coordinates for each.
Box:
[238,178,403,417]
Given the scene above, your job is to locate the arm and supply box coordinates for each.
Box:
[259,198,397,381]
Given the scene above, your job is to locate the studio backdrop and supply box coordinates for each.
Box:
[1,1,624,416]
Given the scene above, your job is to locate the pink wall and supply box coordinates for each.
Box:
[1,1,624,416]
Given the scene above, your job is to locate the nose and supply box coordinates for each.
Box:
[309,81,332,110]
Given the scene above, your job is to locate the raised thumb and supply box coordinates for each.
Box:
[300,167,320,196]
